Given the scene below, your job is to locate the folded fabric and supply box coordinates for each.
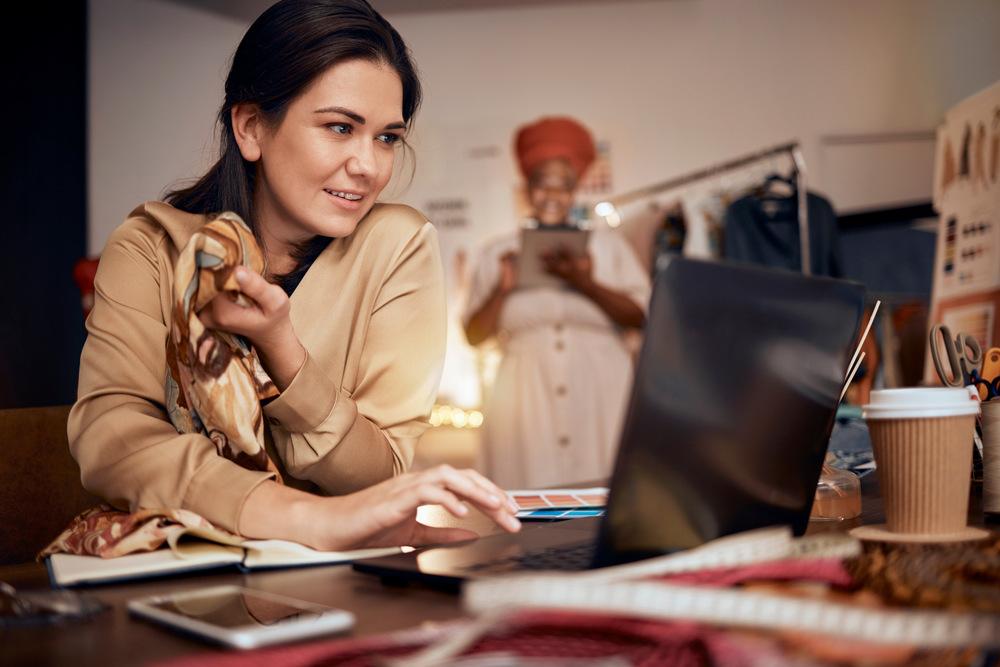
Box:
[154,554,974,667]
[38,505,225,560]
[156,612,811,667]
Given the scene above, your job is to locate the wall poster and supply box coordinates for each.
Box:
[926,80,1000,383]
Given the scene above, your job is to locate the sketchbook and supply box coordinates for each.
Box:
[46,524,400,587]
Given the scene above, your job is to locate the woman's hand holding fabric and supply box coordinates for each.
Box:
[307,465,521,550]
[198,266,306,390]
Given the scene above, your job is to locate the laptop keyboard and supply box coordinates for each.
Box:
[462,542,595,574]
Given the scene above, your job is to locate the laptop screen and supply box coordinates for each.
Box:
[596,258,865,565]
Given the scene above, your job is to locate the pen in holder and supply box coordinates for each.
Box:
[811,455,862,521]
[813,302,879,522]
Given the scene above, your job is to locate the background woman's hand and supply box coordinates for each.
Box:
[198,266,306,389]
[542,245,594,290]
[308,465,521,551]
[498,251,519,294]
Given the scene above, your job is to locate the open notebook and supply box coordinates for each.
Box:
[47,524,400,587]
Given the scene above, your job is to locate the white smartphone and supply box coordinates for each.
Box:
[127,585,354,649]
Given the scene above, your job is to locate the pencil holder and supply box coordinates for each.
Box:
[811,459,862,521]
[982,400,1000,517]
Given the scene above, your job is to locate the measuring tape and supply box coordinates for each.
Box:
[456,527,1000,650]
[464,576,1000,648]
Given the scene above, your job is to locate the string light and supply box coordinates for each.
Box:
[430,404,484,429]
[594,200,622,228]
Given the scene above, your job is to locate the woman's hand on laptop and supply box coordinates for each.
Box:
[239,466,520,551]
[316,465,520,550]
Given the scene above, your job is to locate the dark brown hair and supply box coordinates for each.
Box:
[166,0,421,294]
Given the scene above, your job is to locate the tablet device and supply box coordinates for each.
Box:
[128,585,354,649]
[515,227,590,290]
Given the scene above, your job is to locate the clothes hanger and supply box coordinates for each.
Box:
[756,170,797,200]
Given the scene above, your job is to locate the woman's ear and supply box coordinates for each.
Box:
[231,103,264,162]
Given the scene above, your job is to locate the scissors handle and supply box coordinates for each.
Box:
[956,334,983,377]
[930,325,963,387]
[970,370,1000,400]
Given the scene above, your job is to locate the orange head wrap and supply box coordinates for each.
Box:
[514,116,596,182]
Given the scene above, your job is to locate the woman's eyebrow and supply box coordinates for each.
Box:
[313,106,406,130]
[314,106,366,123]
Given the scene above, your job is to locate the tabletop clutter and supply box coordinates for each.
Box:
[814,305,1000,529]
[147,313,1000,667]
[12,311,1000,665]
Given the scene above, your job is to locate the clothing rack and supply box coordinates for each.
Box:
[595,140,811,275]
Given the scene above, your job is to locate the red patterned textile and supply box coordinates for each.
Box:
[38,505,226,559]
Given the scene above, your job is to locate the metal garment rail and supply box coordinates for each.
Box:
[595,140,811,275]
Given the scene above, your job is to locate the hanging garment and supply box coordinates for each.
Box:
[723,191,842,278]
[464,228,651,489]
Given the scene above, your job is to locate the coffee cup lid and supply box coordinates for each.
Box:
[862,387,981,420]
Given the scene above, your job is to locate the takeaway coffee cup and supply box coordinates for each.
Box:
[853,387,988,542]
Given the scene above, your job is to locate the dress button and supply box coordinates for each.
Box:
[554,323,564,333]
[555,385,567,396]
[554,340,565,351]
[558,436,570,447]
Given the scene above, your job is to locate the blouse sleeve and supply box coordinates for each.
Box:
[68,219,275,535]
[460,237,502,331]
[605,231,653,314]
[262,220,447,494]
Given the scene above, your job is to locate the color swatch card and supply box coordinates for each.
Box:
[506,487,608,515]
[516,508,606,521]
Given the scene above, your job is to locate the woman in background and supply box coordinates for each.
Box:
[68,0,519,553]
[464,117,650,489]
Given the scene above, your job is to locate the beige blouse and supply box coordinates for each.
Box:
[69,201,446,534]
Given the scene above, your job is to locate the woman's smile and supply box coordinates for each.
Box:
[323,187,367,210]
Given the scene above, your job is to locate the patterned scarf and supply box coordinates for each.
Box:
[164,212,281,479]
[42,212,283,559]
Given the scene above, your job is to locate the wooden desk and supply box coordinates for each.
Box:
[0,477,988,667]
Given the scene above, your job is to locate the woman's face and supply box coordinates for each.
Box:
[527,158,577,226]
[252,58,405,243]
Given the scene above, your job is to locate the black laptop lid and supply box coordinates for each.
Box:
[595,258,864,566]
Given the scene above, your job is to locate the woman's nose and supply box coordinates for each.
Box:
[346,138,377,178]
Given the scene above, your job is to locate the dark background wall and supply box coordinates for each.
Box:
[1,4,88,408]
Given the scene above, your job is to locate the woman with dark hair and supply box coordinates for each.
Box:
[68,0,519,552]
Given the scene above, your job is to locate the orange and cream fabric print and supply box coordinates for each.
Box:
[41,213,286,560]
[165,212,282,479]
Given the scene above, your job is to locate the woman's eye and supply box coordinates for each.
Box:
[377,133,402,146]
[327,123,351,135]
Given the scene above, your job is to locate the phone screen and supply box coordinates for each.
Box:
[149,589,323,628]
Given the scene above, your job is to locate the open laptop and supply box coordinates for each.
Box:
[354,257,865,589]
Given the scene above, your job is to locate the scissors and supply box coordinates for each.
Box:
[929,325,982,388]
[974,346,1000,400]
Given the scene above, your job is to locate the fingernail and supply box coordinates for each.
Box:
[234,267,247,284]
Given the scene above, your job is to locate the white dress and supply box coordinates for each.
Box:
[463,228,652,489]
